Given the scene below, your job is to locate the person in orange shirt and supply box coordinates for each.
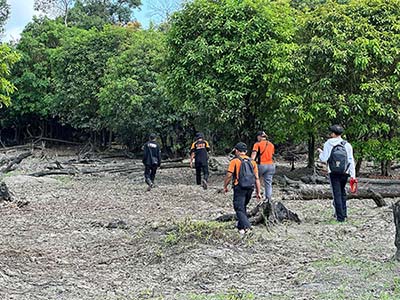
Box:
[251,131,275,201]
[224,142,261,234]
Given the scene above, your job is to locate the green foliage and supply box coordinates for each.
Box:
[52,25,131,131]
[98,29,180,145]
[165,0,296,143]
[0,0,10,34]
[68,0,141,29]
[9,18,68,121]
[0,45,20,108]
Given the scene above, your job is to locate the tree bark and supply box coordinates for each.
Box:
[215,200,301,225]
[282,184,387,207]
[393,201,400,261]
[307,133,315,168]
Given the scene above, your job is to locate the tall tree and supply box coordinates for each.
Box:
[34,0,74,26]
[68,0,141,29]
[284,0,400,173]
[165,0,296,145]
[0,0,10,34]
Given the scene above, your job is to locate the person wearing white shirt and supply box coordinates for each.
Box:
[317,125,356,222]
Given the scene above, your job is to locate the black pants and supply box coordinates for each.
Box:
[195,165,209,185]
[233,186,253,230]
[329,173,349,222]
[144,165,158,184]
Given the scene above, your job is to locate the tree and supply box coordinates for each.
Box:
[34,0,74,26]
[68,0,141,29]
[0,0,10,35]
[165,0,296,147]
[285,0,400,173]
[98,29,187,151]
[147,0,185,24]
[0,45,20,107]
[51,25,131,140]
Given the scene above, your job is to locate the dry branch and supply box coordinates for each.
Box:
[0,151,32,174]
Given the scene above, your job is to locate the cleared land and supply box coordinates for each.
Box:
[0,149,399,300]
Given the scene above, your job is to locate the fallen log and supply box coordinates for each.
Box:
[393,201,400,261]
[215,200,301,225]
[0,151,32,174]
[285,175,400,186]
[29,162,189,177]
[282,184,387,207]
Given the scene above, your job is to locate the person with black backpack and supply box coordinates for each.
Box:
[142,133,162,190]
[223,142,262,234]
[317,125,356,222]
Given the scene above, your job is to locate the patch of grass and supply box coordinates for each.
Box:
[163,218,241,246]
[312,255,400,299]
[185,289,256,300]
[55,175,73,185]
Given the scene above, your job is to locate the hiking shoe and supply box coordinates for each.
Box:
[145,178,153,188]
[202,179,208,190]
[238,229,245,235]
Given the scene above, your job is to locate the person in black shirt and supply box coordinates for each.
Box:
[143,133,161,190]
[189,132,210,189]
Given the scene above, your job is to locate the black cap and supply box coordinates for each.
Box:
[234,142,247,152]
[195,132,204,140]
[149,133,157,140]
[329,125,344,135]
[256,131,267,138]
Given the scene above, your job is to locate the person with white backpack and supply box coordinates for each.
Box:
[317,125,356,222]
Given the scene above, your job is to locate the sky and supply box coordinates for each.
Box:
[2,0,164,42]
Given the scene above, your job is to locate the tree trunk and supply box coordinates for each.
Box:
[393,201,400,261]
[282,184,387,207]
[307,133,315,168]
[355,158,362,177]
[381,160,392,176]
[216,200,301,225]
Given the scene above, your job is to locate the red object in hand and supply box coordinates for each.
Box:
[350,177,358,194]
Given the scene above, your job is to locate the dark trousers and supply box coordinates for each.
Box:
[195,165,209,185]
[233,186,253,230]
[329,173,349,222]
[144,165,158,183]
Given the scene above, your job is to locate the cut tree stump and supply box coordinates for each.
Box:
[216,200,301,225]
[393,201,400,261]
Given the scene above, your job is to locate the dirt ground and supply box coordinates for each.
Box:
[0,148,399,300]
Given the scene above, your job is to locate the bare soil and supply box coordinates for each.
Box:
[0,149,399,300]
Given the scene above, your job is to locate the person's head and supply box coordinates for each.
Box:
[195,132,204,140]
[149,133,157,141]
[329,124,344,138]
[233,142,248,155]
[256,131,267,142]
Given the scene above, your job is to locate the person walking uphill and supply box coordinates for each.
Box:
[143,133,161,190]
[224,142,262,234]
[190,132,210,189]
[317,125,356,222]
[251,131,275,201]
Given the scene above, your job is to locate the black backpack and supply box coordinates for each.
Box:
[236,157,256,189]
[328,141,349,174]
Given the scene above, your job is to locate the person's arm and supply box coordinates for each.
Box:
[189,143,195,168]
[157,145,162,167]
[250,143,258,160]
[347,143,356,178]
[318,141,332,163]
[223,172,233,193]
[253,163,262,199]
[205,141,211,152]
